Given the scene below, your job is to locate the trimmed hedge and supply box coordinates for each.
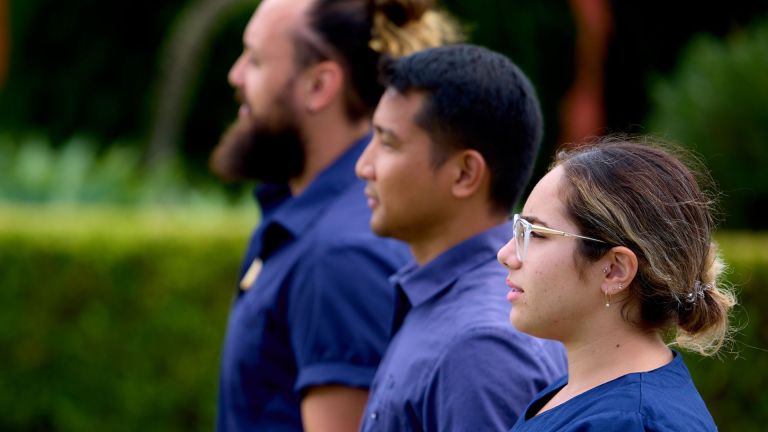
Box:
[0,207,766,430]
[0,205,254,431]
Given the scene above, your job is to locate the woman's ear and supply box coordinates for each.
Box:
[601,246,638,296]
[300,61,343,113]
[450,149,487,199]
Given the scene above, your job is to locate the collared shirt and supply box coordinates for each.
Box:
[510,351,717,431]
[361,223,567,432]
[217,135,411,431]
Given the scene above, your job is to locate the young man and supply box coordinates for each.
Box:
[356,44,568,431]
[210,0,459,430]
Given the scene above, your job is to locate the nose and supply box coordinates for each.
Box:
[497,237,520,270]
[355,139,375,180]
[228,54,245,88]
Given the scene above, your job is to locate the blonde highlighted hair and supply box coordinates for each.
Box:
[554,136,736,356]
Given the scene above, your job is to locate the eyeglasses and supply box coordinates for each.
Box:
[512,214,607,262]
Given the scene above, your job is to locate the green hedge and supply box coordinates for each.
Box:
[0,205,254,431]
[0,207,766,430]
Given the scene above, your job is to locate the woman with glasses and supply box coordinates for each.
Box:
[497,136,735,431]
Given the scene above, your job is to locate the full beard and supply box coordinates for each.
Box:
[210,91,306,184]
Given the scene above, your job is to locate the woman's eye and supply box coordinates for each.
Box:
[530,231,546,239]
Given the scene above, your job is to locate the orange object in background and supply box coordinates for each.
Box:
[559,0,613,147]
[0,0,8,88]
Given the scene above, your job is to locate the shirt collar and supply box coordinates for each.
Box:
[254,133,371,238]
[391,222,512,308]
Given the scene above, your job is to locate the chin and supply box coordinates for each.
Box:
[369,220,390,238]
[509,311,535,336]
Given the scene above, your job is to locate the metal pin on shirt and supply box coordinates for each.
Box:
[240,258,263,291]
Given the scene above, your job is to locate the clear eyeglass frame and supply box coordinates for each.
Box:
[512,214,607,262]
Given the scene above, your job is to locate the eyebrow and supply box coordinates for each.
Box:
[520,214,550,227]
[373,125,400,143]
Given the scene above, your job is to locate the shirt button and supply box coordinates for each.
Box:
[370,412,379,420]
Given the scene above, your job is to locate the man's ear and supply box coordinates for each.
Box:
[601,246,638,296]
[450,149,487,199]
[300,61,343,113]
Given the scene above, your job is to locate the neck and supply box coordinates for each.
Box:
[288,112,370,196]
[561,323,672,398]
[410,206,506,266]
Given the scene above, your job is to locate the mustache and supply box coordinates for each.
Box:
[234,89,245,106]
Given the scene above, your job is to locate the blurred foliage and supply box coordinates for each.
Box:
[0,134,251,208]
[3,0,768,188]
[647,19,768,229]
[0,214,765,430]
[0,206,254,431]
[683,232,768,430]
[0,0,255,175]
[604,1,768,134]
[0,0,188,143]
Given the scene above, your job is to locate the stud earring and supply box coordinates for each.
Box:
[618,283,624,290]
[602,267,609,274]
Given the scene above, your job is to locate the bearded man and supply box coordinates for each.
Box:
[210,0,460,430]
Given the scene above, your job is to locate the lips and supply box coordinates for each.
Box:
[506,278,524,302]
[364,188,379,209]
[238,104,251,118]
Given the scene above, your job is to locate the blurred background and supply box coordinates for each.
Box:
[1,0,767,430]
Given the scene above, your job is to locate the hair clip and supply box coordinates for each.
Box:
[685,280,712,303]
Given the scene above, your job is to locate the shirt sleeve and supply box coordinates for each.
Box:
[289,239,402,394]
[423,327,562,431]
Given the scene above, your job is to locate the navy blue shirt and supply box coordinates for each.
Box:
[361,223,567,431]
[510,351,717,431]
[217,136,411,431]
